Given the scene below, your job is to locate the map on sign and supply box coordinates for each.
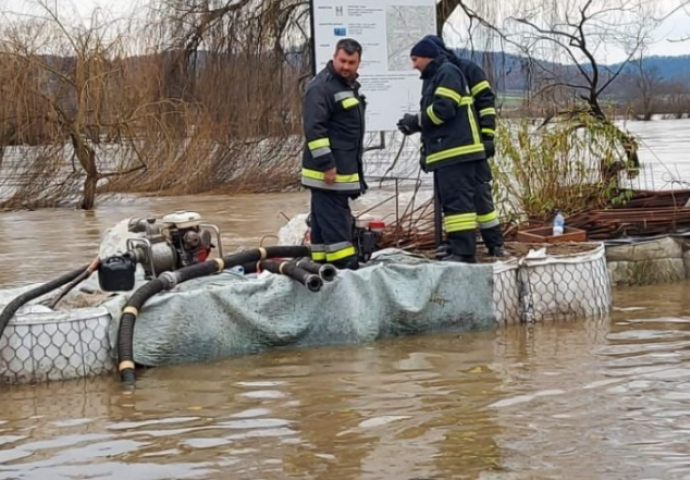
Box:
[311,0,437,132]
[386,6,437,72]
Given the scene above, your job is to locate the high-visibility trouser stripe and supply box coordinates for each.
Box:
[426,144,485,164]
[426,105,443,125]
[482,128,495,137]
[467,105,481,145]
[308,138,330,151]
[444,213,477,233]
[479,107,497,117]
[325,242,356,262]
[478,211,499,229]
[471,80,491,97]
[342,98,360,109]
[435,87,462,104]
[311,244,326,261]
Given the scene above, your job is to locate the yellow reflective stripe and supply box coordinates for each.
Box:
[467,105,481,145]
[308,138,330,150]
[471,80,490,96]
[302,168,359,183]
[336,174,359,183]
[342,97,360,109]
[479,107,497,117]
[445,213,476,223]
[426,144,485,164]
[326,246,356,262]
[482,128,495,137]
[426,105,443,125]
[478,211,498,223]
[435,87,462,104]
[311,251,327,261]
[446,222,477,232]
[445,220,476,228]
[460,97,474,106]
[444,213,478,232]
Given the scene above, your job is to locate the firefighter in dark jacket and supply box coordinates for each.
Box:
[424,35,505,257]
[302,38,366,269]
[397,38,485,263]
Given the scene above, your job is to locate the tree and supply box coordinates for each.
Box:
[438,0,690,171]
[664,80,690,118]
[631,60,664,121]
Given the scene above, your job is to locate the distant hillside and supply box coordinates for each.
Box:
[453,49,690,91]
[610,55,690,80]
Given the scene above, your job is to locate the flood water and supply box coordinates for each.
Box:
[2,281,690,480]
[2,120,690,479]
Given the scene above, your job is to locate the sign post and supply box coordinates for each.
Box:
[309,0,437,133]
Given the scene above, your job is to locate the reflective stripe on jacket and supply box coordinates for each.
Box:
[301,61,366,195]
[419,59,485,171]
[456,58,496,141]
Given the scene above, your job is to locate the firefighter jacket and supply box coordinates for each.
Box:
[454,57,496,141]
[419,58,486,172]
[301,61,366,196]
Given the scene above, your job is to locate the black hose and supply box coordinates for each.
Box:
[241,261,260,274]
[259,259,323,292]
[49,257,101,310]
[117,245,310,384]
[294,258,338,282]
[117,278,167,384]
[0,263,90,339]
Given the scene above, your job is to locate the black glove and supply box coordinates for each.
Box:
[419,156,428,173]
[419,142,428,173]
[397,113,420,136]
[483,138,495,159]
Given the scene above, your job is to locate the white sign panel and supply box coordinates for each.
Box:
[312,0,437,132]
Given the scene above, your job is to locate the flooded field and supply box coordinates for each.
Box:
[1,119,690,479]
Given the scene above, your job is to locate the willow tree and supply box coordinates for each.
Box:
[0,2,149,209]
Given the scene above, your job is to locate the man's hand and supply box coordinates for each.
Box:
[397,113,420,136]
[324,167,337,185]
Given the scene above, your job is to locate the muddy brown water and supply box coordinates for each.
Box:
[2,193,690,479]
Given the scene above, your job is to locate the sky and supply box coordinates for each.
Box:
[2,0,690,63]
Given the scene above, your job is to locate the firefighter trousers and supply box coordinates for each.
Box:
[435,161,479,257]
[309,189,358,268]
[474,159,504,251]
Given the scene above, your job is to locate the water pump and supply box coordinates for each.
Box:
[98,211,223,291]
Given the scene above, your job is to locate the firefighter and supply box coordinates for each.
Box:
[301,38,367,269]
[396,38,485,263]
[423,35,506,257]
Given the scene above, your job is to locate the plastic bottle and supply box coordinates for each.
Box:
[229,265,245,275]
[552,210,565,236]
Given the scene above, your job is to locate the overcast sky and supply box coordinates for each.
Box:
[2,0,690,63]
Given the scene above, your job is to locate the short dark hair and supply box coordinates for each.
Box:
[335,38,362,58]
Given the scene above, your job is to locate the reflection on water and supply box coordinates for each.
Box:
[3,120,690,478]
[1,281,690,479]
[0,193,311,288]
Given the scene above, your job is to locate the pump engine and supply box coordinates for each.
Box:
[98,211,223,291]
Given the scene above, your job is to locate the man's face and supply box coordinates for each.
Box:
[333,49,361,81]
[412,56,433,72]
